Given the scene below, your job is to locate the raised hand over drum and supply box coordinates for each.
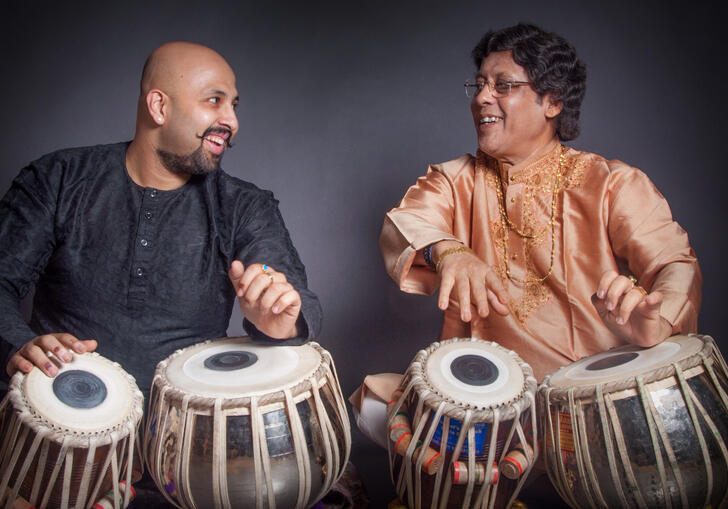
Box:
[143,337,351,509]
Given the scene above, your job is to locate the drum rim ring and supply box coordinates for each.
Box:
[151,337,333,409]
[403,337,537,421]
[4,351,144,447]
[539,334,720,401]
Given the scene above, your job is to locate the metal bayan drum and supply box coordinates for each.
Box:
[0,352,144,509]
[540,334,728,508]
[387,338,538,509]
[143,337,351,509]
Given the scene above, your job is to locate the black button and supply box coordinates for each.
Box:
[136,267,143,277]
[140,239,149,247]
[144,211,152,220]
[149,189,158,198]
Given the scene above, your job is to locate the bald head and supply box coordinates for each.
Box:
[140,42,234,97]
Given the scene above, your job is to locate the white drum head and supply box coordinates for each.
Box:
[22,353,139,432]
[163,337,322,397]
[424,340,525,408]
[547,334,706,389]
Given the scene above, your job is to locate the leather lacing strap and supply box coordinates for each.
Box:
[386,338,538,509]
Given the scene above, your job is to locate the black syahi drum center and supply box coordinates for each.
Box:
[450,354,499,386]
[203,350,258,371]
[52,369,108,409]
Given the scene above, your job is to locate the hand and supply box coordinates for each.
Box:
[434,241,510,322]
[228,261,302,339]
[592,270,672,347]
[6,333,98,378]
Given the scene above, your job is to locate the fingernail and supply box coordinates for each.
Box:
[606,302,614,311]
[272,305,280,314]
[597,290,605,299]
[45,363,57,375]
[617,317,625,325]
[73,343,86,353]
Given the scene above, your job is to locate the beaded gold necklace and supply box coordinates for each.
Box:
[493,145,567,284]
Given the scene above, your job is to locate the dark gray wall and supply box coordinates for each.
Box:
[2,1,726,505]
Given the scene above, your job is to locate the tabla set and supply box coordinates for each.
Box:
[386,334,728,509]
[0,337,351,509]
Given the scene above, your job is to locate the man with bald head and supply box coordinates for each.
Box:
[0,42,322,394]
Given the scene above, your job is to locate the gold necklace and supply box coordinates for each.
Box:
[494,145,567,284]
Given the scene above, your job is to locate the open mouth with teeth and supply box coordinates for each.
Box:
[479,116,502,126]
[203,134,228,156]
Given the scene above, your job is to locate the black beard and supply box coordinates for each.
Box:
[157,145,220,176]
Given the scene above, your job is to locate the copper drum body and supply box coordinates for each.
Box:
[0,352,144,509]
[539,334,728,508]
[387,338,538,509]
[143,337,351,509]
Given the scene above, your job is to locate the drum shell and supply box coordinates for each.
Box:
[388,338,538,509]
[143,338,351,509]
[540,335,728,509]
[0,353,143,509]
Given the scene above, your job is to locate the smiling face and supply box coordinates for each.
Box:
[158,59,239,174]
[141,43,240,175]
[470,50,561,165]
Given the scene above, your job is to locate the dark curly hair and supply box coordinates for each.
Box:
[471,23,586,141]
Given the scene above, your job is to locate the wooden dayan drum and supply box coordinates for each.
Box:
[540,334,728,508]
[387,338,538,509]
[0,352,144,509]
[143,337,351,509]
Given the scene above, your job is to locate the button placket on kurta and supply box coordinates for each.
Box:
[128,187,160,311]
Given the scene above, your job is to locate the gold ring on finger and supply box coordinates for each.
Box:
[627,274,637,288]
[634,285,648,297]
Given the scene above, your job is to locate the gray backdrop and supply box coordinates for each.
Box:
[2,1,726,505]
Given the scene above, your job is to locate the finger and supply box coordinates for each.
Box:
[487,289,510,316]
[228,260,246,296]
[470,274,490,318]
[485,268,509,304]
[605,276,633,311]
[80,339,98,353]
[616,289,645,325]
[591,293,609,320]
[439,272,455,310]
[35,334,73,363]
[456,274,472,322]
[7,354,33,377]
[271,288,301,315]
[21,343,58,377]
[239,263,270,293]
[634,291,663,317]
[259,282,290,310]
[242,271,275,305]
[53,332,87,359]
[596,270,619,299]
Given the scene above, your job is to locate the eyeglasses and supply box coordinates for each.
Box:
[464,80,531,98]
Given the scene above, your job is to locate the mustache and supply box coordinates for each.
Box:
[196,127,234,148]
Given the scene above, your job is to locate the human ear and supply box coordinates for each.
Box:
[146,89,168,125]
[545,94,563,120]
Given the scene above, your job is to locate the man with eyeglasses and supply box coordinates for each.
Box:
[0,42,322,397]
[379,23,700,381]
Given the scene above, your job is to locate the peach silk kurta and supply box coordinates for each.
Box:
[380,145,701,380]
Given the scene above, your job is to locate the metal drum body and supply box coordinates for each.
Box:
[0,352,144,509]
[540,334,728,508]
[143,337,351,509]
[387,338,538,509]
